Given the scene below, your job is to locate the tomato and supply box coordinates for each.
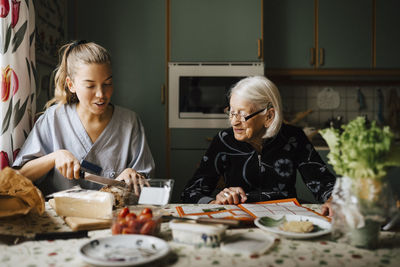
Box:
[111,222,122,235]
[112,207,159,236]
[138,213,152,222]
[114,218,125,228]
[140,220,156,235]
[118,207,130,218]
[127,219,140,233]
[125,212,137,221]
[140,208,153,217]
[121,227,135,234]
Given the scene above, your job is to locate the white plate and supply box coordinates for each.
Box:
[220,231,275,255]
[254,215,332,239]
[79,235,170,266]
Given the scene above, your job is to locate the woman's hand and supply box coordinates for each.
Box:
[116,168,149,196]
[53,150,81,180]
[321,197,333,217]
[211,187,247,205]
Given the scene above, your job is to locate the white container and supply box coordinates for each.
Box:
[169,219,227,248]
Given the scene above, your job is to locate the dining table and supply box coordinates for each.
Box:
[0,202,399,267]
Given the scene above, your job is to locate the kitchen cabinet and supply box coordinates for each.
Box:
[170,0,262,62]
[169,128,222,203]
[318,0,372,69]
[376,0,400,69]
[264,0,373,70]
[264,0,314,69]
[170,149,206,203]
[72,0,167,178]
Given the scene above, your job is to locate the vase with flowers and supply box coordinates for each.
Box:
[320,116,400,249]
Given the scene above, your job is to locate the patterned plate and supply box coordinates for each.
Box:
[254,215,332,239]
[79,235,170,266]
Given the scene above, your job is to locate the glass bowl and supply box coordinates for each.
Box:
[111,206,162,236]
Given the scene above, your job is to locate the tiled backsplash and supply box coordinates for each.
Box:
[279,84,400,131]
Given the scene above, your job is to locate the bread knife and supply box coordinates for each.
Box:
[0,230,88,245]
[80,172,128,189]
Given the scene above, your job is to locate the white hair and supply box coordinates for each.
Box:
[229,76,283,138]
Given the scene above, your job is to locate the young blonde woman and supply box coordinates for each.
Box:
[181,76,335,216]
[13,40,154,196]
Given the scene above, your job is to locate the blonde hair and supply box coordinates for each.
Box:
[229,76,283,138]
[45,41,111,109]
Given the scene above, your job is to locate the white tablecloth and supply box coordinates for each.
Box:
[0,203,399,267]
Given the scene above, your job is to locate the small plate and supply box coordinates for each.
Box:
[79,235,170,266]
[220,231,275,255]
[254,215,331,239]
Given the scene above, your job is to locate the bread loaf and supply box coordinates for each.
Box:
[0,167,45,217]
[100,185,138,208]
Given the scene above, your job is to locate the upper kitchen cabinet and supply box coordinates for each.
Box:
[170,0,262,62]
[318,0,372,69]
[375,0,400,69]
[264,0,314,69]
[264,0,373,72]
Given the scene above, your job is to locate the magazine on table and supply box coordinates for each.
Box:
[176,198,330,221]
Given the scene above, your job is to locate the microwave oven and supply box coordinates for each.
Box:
[168,62,264,128]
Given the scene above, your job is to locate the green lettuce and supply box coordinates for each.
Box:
[319,116,400,180]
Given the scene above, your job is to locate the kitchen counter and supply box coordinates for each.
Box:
[0,203,399,267]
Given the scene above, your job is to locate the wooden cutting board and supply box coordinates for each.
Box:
[48,199,111,231]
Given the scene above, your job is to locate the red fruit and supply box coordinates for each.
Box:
[111,222,121,235]
[118,207,129,218]
[141,208,153,216]
[125,212,137,221]
[140,220,156,235]
[121,227,135,234]
[127,220,140,233]
[138,213,152,222]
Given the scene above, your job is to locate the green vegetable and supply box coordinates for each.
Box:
[319,116,400,180]
[258,216,286,227]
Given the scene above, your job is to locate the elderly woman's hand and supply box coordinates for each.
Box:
[321,197,333,217]
[116,168,149,196]
[210,187,247,205]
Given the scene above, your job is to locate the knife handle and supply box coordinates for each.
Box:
[80,160,102,175]
[34,230,88,241]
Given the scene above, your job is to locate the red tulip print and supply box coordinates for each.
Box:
[13,148,20,161]
[0,151,9,169]
[1,65,19,102]
[0,0,10,18]
[11,0,20,28]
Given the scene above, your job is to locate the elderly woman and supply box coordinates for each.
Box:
[181,76,335,216]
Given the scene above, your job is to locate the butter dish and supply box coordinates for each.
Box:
[169,219,227,248]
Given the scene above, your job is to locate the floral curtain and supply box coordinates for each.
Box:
[0,0,36,169]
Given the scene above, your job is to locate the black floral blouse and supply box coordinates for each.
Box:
[181,123,336,204]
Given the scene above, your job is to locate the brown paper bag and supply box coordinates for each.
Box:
[0,167,45,217]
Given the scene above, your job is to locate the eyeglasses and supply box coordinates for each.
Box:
[225,108,267,122]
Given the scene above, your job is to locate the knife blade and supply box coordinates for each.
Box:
[81,172,128,189]
[0,230,89,245]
